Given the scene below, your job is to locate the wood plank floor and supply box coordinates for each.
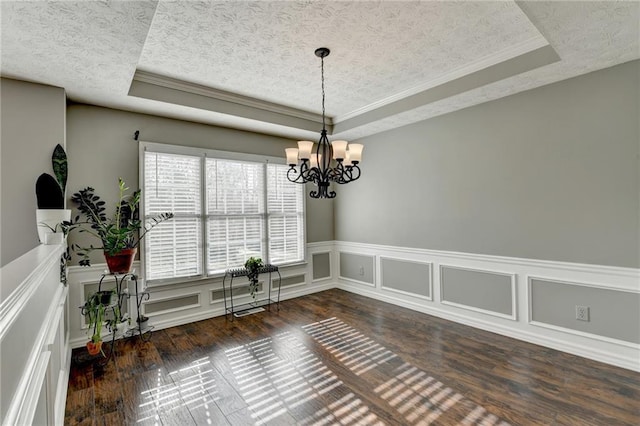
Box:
[65,289,640,425]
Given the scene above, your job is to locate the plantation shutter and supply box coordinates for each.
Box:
[144,151,202,280]
[267,163,304,264]
[206,158,265,273]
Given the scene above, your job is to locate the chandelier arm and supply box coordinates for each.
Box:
[286,166,306,184]
[329,163,361,184]
[344,164,361,182]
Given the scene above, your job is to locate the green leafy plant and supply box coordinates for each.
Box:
[39,221,66,234]
[244,256,264,301]
[67,178,173,266]
[35,144,67,209]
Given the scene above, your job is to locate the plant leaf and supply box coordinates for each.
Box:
[52,144,67,193]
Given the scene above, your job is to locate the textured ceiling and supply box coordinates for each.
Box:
[1,1,638,141]
[138,1,543,117]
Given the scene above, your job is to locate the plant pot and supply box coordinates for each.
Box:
[44,232,64,245]
[104,248,137,274]
[86,340,103,356]
[36,209,71,243]
[96,290,114,306]
[137,315,149,327]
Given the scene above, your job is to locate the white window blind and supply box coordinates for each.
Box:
[142,145,305,283]
[206,158,265,274]
[267,163,304,264]
[144,152,202,281]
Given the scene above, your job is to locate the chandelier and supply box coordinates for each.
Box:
[285,47,363,199]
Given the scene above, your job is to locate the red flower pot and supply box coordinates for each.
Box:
[104,248,137,274]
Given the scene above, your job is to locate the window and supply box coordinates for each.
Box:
[141,143,305,283]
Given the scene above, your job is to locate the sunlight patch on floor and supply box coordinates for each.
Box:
[303,318,512,426]
[137,357,220,424]
[302,317,397,375]
[225,331,382,425]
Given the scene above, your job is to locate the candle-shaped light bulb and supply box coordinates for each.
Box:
[348,144,363,163]
[285,148,299,166]
[331,140,348,160]
[297,141,314,160]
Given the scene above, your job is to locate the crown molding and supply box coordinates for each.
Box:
[334,35,549,124]
[133,70,329,125]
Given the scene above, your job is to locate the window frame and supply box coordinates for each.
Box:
[139,141,307,287]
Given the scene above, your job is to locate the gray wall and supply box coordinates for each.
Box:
[440,266,513,316]
[530,278,640,344]
[339,252,375,284]
[66,104,333,265]
[380,258,431,298]
[0,78,66,266]
[312,252,331,280]
[335,60,640,268]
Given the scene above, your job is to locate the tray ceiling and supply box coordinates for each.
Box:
[1,1,638,141]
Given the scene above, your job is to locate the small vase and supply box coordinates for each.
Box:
[44,232,64,245]
[36,209,71,243]
[104,248,137,274]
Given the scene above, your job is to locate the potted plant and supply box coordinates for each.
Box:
[68,178,173,274]
[82,289,120,356]
[38,222,66,245]
[244,256,264,301]
[35,144,70,243]
[136,315,149,328]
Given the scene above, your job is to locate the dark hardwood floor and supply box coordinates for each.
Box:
[65,289,640,425]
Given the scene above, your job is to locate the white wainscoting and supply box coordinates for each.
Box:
[67,242,336,348]
[334,240,640,372]
[0,244,71,426]
[65,240,640,373]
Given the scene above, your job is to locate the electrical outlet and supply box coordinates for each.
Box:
[359,266,365,276]
[575,305,590,321]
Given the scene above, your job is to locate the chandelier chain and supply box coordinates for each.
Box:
[321,55,326,130]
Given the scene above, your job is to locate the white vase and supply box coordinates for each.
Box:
[44,232,64,245]
[36,209,71,243]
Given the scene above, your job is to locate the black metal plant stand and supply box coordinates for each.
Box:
[222,264,281,321]
[79,272,152,366]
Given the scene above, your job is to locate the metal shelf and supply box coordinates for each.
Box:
[79,272,153,365]
[222,264,281,320]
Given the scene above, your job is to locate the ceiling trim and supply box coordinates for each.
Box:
[133,70,327,124]
[128,77,327,134]
[334,44,560,135]
[334,34,549,124]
